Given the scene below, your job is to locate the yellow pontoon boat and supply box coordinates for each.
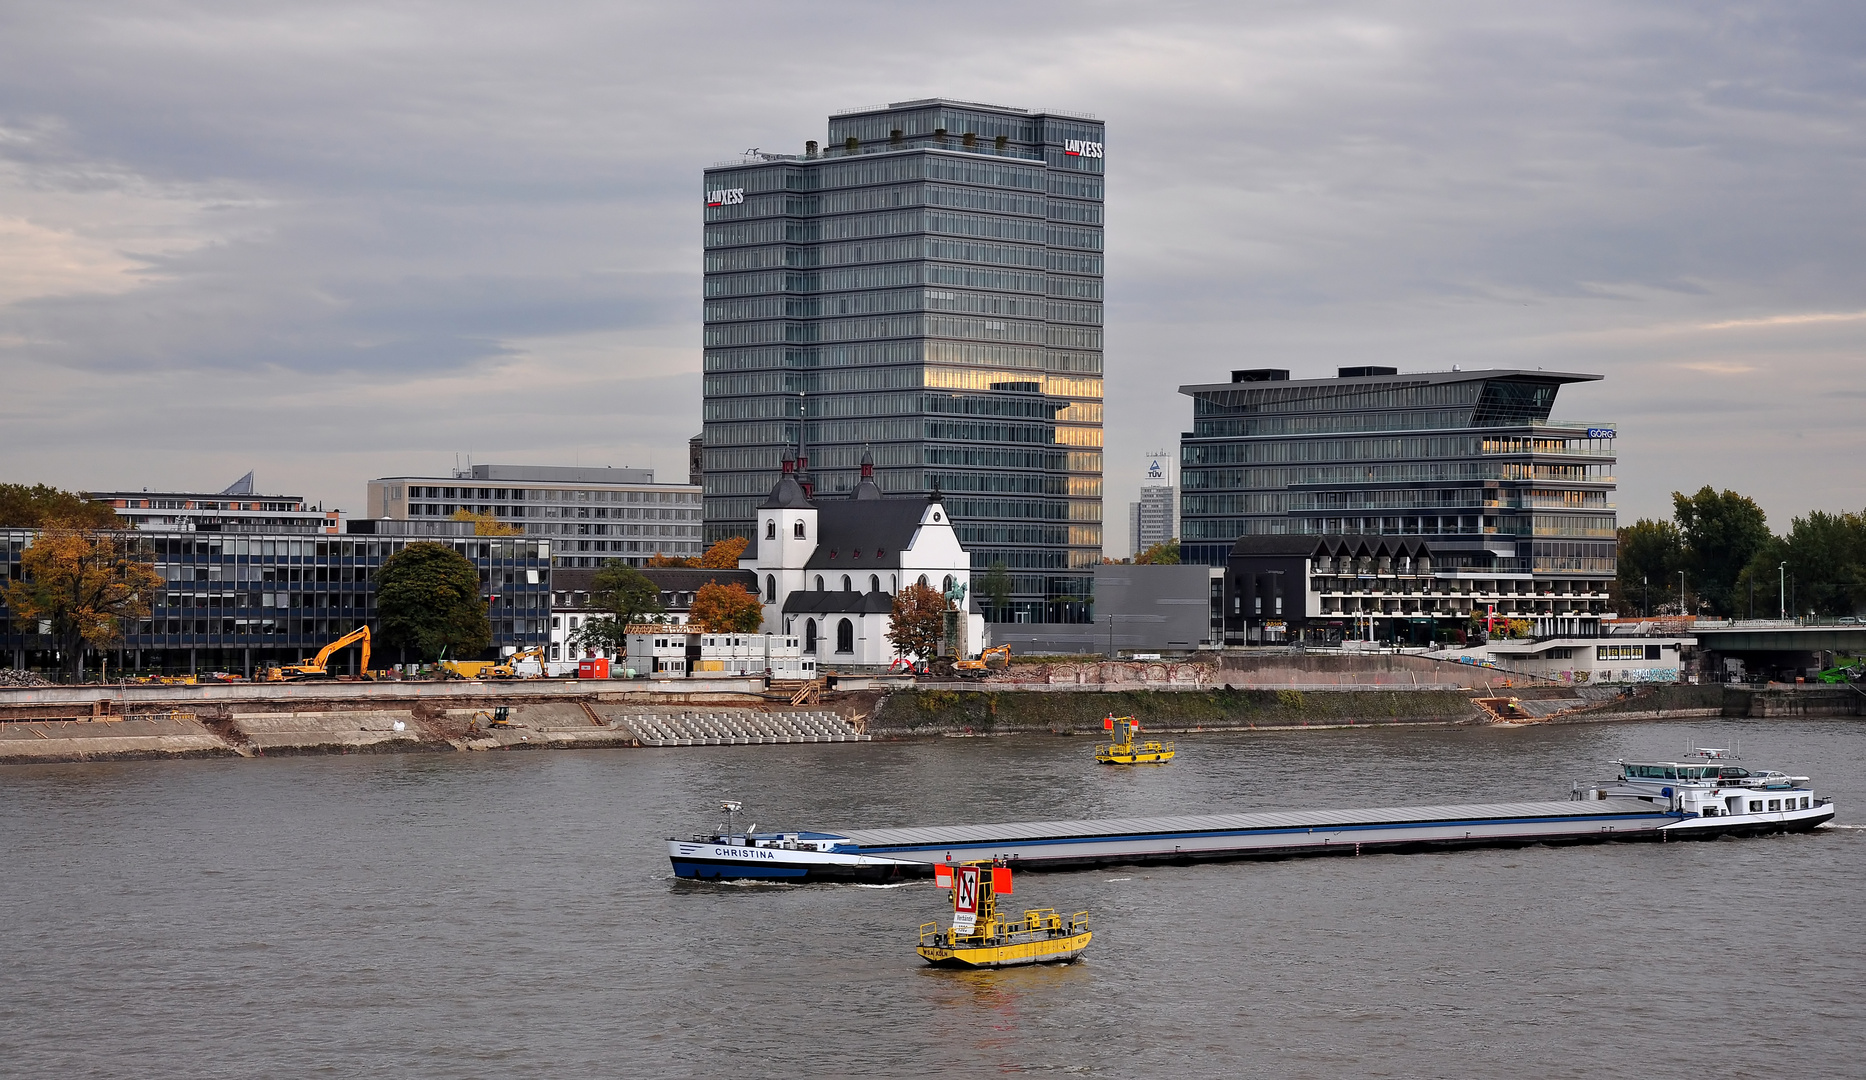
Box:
[916,861,1090,969]
[1094,715,1174,765]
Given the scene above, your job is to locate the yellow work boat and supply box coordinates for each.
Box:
[916,861,1090,969]
[1094,715,1174,765]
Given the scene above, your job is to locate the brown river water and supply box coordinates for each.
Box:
[3,716,1863,1078]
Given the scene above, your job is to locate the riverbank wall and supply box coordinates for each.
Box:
[3,668,1853,765]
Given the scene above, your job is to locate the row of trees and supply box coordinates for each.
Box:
[1615,486,1866,618]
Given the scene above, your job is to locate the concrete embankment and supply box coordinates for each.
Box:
[870,687,1489,735]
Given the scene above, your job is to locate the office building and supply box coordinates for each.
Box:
[1178,367,1617,579]
[365,464,703,568]
[700,98,1105,620]
[2,520,550,676]
[88,472,337,534]
[1130,450,1176,556]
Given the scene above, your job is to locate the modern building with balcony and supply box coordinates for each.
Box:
[1180,365,1619,644]
[700,98,1105,621]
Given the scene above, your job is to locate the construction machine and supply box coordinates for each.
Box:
[262,625,372,681]
[441,646,548,680]
[950,644,1011,679]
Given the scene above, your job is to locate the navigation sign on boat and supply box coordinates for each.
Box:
[952,865,979,933]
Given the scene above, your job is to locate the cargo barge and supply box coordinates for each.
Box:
[667,754,1835,883]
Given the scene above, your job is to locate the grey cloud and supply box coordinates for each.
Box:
[0,0,1861,526]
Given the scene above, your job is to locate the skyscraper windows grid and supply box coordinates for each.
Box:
[701,99,1104,620]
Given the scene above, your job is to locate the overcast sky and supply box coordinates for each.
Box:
[3,2,1861,532]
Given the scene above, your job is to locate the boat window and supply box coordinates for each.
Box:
[1749,801,1762,812]
[1768,800,1781,811]
[1801,798,1811,809]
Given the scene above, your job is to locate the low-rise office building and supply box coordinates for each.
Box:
[2,521,550,677]
[365,464,704,569]
[89,472,337,534]
[546,565,759,673]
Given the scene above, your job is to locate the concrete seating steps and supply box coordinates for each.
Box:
[625,709,868,748]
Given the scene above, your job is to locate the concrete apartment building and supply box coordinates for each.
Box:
[700,98,1106,621]
[365,464,704,569]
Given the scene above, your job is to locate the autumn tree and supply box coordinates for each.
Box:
[688,582,763,633]
[0,484,119,529]
[450,508,524,536]
[888,581,946,661]
[699,535,748,568]
[572,563,664,654]
[1134,539,1180,565]
[3,522,162,680]
[646,552,699,568]
[978,561,1014,622]
[373,541,491,661]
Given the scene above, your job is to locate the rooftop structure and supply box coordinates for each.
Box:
[87,472,336,534]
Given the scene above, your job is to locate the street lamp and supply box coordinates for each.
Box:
[1779,562,1786,621]
[1678,571,1686,617]
[1642,575,1648,618]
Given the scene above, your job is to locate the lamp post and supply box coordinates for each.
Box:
[1678,571,1686,618]
[1779,562,1786,621]
[1642,576,1648,619]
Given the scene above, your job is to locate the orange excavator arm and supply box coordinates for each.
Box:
[311,625,372,673]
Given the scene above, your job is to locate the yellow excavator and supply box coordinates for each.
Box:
[262,625,373,681]
[440,646,548,681]
[951,644,1012,678]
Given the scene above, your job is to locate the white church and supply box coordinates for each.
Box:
[738,449,986,666]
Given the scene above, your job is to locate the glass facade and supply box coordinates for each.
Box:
[0,528,550,677]
[1178,368,1617,585]
[702,99,1104,620]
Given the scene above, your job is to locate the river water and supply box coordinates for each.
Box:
[4,717,1863,1078]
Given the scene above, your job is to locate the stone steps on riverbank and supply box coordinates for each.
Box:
[617,709,869,746]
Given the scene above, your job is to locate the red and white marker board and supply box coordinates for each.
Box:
[952,865,979,933]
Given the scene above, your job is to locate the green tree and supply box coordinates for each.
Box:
[1673,487,1771,616]
[1613,518,1683,616]
[1134,538,1180,565]
[589,563,663,625]
[887,581,946,661]
[3,521,162,680]
[571,563,664,656]
[978,561,1014,622]
[374,541,491,661]
[1768,509,1866,617]
[0,484,119,529]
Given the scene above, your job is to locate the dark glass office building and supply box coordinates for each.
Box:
[1178,367,1617,582]
[701,99,1104,619]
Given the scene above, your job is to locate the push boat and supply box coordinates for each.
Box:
[916,861,1090,969]
[1093,715,1174,765]
[667,754,1834,883]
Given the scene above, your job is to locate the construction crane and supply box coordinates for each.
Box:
[262,625,373,681]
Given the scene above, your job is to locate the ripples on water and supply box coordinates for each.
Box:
[3,718,1863,1078]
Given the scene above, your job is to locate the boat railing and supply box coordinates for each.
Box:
[918,921,943,947]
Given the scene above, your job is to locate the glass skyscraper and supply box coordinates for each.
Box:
[1178,367,1617,583]
[701,99,1104,620]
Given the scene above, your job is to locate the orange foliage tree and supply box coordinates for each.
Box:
[700,535,748,568]
[687,582,764,633]
[646,552,698,568]
[887,581,946,660]
[450,508,524,536]
[3,522,162,680]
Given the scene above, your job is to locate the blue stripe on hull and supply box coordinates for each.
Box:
[672,860,809,880]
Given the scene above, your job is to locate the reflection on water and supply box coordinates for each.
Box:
[3,717,1865,1078]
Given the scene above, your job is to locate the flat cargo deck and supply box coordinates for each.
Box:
[838,798,1681,870]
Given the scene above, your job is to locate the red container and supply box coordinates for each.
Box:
[577,658,610,679]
